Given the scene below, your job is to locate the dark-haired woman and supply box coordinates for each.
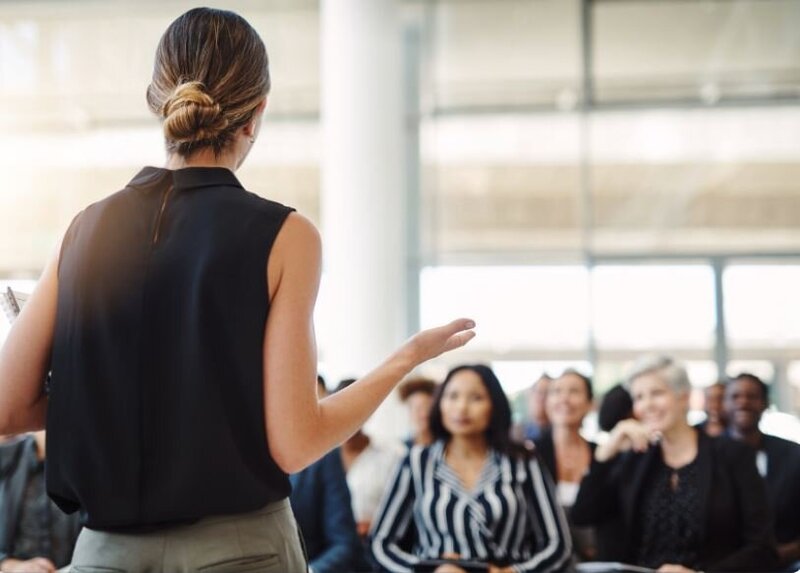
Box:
[370,365,571,573]
[0,7,475,572]
[534,369,597,562]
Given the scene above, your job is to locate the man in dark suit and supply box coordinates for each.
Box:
[289,447,363,573]
[725,373,800,571]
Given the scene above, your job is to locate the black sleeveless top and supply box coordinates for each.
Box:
[46,166,295,531]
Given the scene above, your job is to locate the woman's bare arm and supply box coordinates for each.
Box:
[0,250,59,434]
[263,213,475,473]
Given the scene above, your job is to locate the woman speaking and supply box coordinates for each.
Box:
[0,7,475,572]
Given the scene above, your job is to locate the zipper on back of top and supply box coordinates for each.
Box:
[151,183,174,245]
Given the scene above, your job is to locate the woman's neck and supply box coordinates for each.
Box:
[415,429,433,446]
[446,434,489,460]
[660,421,698,467]
[552,424,590,483]
[552,424,583,446]
[165,148,239,171]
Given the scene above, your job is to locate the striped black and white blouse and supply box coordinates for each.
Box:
[369,441,572,573]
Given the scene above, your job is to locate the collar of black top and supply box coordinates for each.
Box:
[129,166,244,192]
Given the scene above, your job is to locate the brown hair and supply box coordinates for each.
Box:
[398,377,437,402]
[146,7,269,156]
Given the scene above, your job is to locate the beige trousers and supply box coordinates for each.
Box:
[68,499,307,573]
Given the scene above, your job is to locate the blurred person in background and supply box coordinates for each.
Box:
[398,377,438,449]
[0,432,80,573]
[289,448,363,573]
[697,381,727,437]
[724,373,800,571]
[597,382,633,434]
[0,7,476,571]
[591,381,634,561]
[370,364,571,573]
[572,356,778,573]
[295,374,363,571]
[534,369,597,563]
[336,378,403,540]
[510,374,551,444]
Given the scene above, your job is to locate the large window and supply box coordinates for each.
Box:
[420,262,799,416]
[724,264,800,349]
[591,265,715,350]
[420,266,590,353]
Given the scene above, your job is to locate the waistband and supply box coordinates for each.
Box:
[194,498,291,527]
[87,498,291,535]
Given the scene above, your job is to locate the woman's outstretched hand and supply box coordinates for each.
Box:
[398,318,476,367]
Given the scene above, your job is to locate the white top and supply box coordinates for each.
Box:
[346,442,401,523]
[756,449,768,477]
[556,480,581,508]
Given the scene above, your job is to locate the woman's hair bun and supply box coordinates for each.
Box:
[161,81,230,144]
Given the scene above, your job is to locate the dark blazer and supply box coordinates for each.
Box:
[533,429,595,484]
[289,448,362,573]
[762,435,800,546]
[571,431,779,572]
[534,430,625,562]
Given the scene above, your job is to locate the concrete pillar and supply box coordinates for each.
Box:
[320,0,409,442]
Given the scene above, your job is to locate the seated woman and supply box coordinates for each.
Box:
[534,369,597,562]
[571,355,778,573]
[370,364,571,573]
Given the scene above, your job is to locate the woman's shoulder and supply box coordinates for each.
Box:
[410,440,441,460]
[240,188,296,217]
[497,442,543,475]
[400,440,446,473]
[270,210,320,244]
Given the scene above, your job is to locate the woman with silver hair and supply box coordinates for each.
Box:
[570,356,778,573]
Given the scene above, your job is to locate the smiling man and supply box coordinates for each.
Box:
[724,373,800,570]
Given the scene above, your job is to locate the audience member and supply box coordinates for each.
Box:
[597,383,633,433]
[370,364,571,573]
[510,374,552,443]
[535,369,597,562]
[572,355,778,572]
[398,377,437,449]
[725,373,800,570]
[697,381,727,437]
[0,432,81,572]
[586,382,632,562]
[289,449,363,573]
[336,378,402,539]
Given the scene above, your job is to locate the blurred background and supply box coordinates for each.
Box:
[1,0,799,439]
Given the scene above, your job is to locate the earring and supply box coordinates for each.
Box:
[249,136,255,144]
